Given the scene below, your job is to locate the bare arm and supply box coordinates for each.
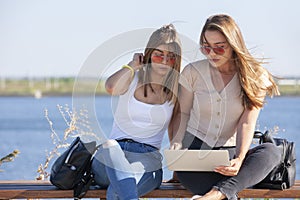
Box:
[235,107,261,161]
[169,84,194,149]
[105,53,143,95]
[214,107,261,176]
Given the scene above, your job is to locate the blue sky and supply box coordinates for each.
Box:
[1,0,299,77]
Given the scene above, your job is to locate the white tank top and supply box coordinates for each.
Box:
[109,75,174,149]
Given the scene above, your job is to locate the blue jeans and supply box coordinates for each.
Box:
[91,139,163,200]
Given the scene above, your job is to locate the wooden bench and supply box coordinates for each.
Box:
[1,180,300,199]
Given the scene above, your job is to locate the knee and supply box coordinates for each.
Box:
[260,143,282,161]
[103,139,119,148]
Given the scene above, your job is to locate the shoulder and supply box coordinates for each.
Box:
[180,59,209,89]
[182,59,209,74]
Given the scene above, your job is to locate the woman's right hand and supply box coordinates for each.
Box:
[169,142,182,150]
[128,53,144,71]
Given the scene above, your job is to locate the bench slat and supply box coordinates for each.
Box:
[0,180,299,199]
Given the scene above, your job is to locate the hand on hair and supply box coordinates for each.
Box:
[128,53,144,71]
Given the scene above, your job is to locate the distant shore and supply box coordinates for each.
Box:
[0,77,108,97]
[0,77,299,97]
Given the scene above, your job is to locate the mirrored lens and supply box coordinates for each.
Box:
[200,46,225,55]
[152,55,176,64]
[213,47,225,55]
[152,55,164,63]
[200,47,211,55]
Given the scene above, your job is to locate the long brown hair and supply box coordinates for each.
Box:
[200,14,279,109]
[138,24,182,105]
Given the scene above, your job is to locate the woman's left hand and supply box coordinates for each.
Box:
[214,157,243,176]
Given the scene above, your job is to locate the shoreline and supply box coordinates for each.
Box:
[0,93,110,97]
[0,92,299,98]
[1,77,300,97]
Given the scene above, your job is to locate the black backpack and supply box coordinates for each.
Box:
[50,137,98,199]
[253,130,296,190]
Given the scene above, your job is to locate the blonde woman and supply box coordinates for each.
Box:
[170,14,281,200]
[92,24,181,200]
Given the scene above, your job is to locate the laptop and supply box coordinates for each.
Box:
[164,149,230,171]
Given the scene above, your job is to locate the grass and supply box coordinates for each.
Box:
[0,150,20,172]
[0,77,108,96]
[0,77,299,96]
[278,84,300,96]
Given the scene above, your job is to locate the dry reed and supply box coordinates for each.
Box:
[36,104,100,180]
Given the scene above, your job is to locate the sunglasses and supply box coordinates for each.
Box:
[151,53,176,65]
[200,46,226,55]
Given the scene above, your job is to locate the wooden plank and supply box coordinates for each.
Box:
[238,186,300,198]
[0,180,299,199]
[0,189,105,199]
[142,183,192,198]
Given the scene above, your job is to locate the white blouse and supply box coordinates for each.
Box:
[180,59,244,147]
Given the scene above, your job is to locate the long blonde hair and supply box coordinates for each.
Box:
[138,24,182,105]
[200,14,279,109]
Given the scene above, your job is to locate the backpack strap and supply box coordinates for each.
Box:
[73,166,94,199]
[73,145,101,199]
[254,130,275,144]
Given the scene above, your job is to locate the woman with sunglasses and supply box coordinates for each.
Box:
[169,14,281,200]
[91,24,181,200]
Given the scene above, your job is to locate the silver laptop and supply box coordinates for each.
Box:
[164,149,230,171]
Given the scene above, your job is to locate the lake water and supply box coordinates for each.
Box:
[0,96,300,194]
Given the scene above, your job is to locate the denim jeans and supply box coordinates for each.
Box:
[91,139,163,200]
[176,132,282,200]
